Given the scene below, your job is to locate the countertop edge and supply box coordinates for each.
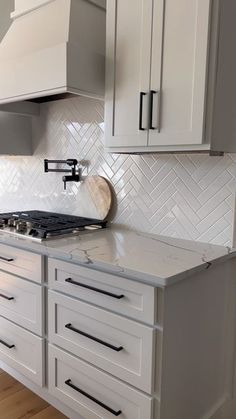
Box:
[0,233,234,288]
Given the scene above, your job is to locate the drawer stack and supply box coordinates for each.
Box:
[48,258,160,419]
[0,244,44,386]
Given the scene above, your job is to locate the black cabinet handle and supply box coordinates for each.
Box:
[65,323,123,352]
[0,293,14,301]
[65,278,124,300]
[0,256,14,262]
[139,92,147,130]
[149,90,159,130]
[0,339,15,349]
[65,379,122,416]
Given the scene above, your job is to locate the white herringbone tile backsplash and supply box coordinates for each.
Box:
[0,96,235,246]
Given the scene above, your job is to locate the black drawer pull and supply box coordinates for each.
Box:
[0,256,14,262]
[0,339,15,349]
[65,278,124,300]
[0,293,14,301]
[139,91,147,131]
[65,323,123,352]
[65,379,122,416]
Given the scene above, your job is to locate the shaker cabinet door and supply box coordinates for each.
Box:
[105,0,153,148]
[149,0,211,146]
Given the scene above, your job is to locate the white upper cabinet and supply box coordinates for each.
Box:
[105,0,236,154]
[105,0,153,147]
[149,0,210,147]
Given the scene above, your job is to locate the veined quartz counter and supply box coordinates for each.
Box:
[0,227,234,287]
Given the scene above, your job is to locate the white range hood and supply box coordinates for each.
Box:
[0,0,105,104]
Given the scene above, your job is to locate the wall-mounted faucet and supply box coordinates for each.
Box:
[44,159,81,190]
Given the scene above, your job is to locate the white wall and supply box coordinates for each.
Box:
[0,96,234,246]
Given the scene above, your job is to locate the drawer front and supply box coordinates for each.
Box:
[0,316,44,386]
[0,244,42,283]
[48,290,154,393]
[0,271,43,335]
[49,344,153,419]
[48,258,155,324]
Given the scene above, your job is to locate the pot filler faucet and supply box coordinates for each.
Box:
[44,159,81,190]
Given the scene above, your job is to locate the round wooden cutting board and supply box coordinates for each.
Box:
[76,176,113,220]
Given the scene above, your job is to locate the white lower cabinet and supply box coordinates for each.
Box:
[48,290,155,393]
[48,258,156,324]
[0,316,44,386]
[0,249,235,419]
[0,248,45,388]
[48,344,153,419]
[0,271,43,334]
[0,243,43,283]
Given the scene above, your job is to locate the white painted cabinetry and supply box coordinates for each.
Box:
[0,245,44,385]
[0,316,44,386]
[48,290,155,393]
[149,0,210,147]
[0,244,235,419]
[48,258,156,324]
[47,257,236,419]
[105,0,236,154]
[105,0,152,148]
[0,271,43,334]
[49,344,153,419]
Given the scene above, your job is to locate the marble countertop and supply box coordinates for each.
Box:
[0,226,234,287]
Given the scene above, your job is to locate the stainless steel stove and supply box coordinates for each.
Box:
[0,211,107,241]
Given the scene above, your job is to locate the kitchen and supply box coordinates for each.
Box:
[0,1,236,419]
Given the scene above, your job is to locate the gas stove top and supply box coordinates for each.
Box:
[0,211,107,241]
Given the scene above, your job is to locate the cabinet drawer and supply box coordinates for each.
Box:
[0,244,42,283]
[49,344,153,419]
[48,258,155,324]
[48,290,154,393]
[0,316,44,386]
[0,271,43,335]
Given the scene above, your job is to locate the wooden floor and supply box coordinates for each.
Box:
[0,369,67,419]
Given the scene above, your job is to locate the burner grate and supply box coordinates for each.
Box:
[0,210,107,240]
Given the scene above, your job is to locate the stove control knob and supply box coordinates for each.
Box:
[26,222,33,230]
[0,219,7,228]
[16,221,27,233]
[8,218,17,228]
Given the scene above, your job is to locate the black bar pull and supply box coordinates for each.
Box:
[149,90,159,130]
[65,278,124,300]
[0,339,15,349]
[0,256,14,262]
[65,379,122,416]
[0,293,14,301]
[149,90,156,129]
[139,92,147,131]
[65,323,123,352]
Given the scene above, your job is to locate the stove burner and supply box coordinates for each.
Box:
[0,211,107,241]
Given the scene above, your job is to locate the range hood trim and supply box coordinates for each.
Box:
[0,85,103,105]
[0,101,40,115]
[11,0,55,19]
